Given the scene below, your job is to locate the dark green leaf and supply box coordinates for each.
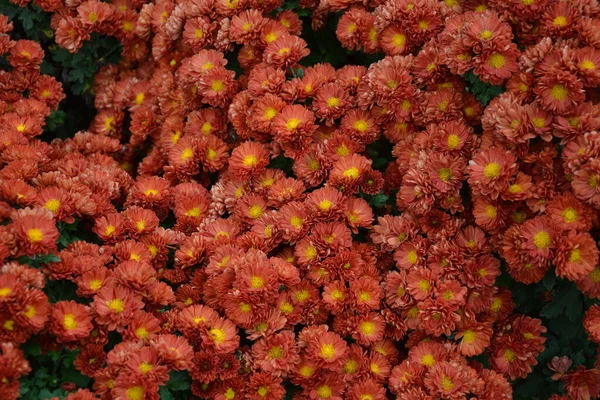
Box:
[61,367,90,388]
[166,370,191,391]
[540,282,582,321]
[159,387,175,400]
[369,193,389,208]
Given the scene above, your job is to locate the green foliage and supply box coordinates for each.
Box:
[463,70,504,105]
[3,2,121,140]
[20,341,87,400]
[503,272,599,400]
[159,371,193,400]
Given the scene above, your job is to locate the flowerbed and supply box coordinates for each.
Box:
[0,0,599,399]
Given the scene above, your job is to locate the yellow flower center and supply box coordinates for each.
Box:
[392,33,406,47]
[437,168,453,182]
[343,167,360,179]
[407,250,418,264]
[508,184,522,194]
[562,207,578,223]
[211,80,224,92]
[483,162,501,179]
[181,148,194,161]
[27,228,44,243]
[569,249,582,263]
[264,107,277,120]
[250,276,265,289]
[265,32,277,43]
[295,290,310,301]
[462,330,476,344]
[89,280,102,291]
[551,84,568,101]
[320,344,336,359]
[108,299,124,313]
[290,216,303,229]
[210,328,226,344]
[268,346,283,359]
[447,134,460,149]
[243,154,258,167]
[63,314,77,330]
[590,268,600,283]
[299,365,314,377]
[280,302,294,313]
[224,388,236,400]
[580,60,596,70]
[135,327,148,339]
[418,279,430,291]
[359,291,371,302]
[491,297,502,312]
[441,376,454,391]
[553,16,568,27]
[326,97,340,107]
[488,53,505,69]
[479,30,493,40]
[317,385,332,399]
[421,354,435,367]
[504,349,516,362]
[331,289,344,301]
[126,386,144,400]
[248,205,263,219]
[139,362,153,374]
[360,321,375,335]
[485,205,497,218]
[533,231,551,249]
[353,120,368,132]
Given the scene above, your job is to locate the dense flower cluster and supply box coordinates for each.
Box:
[2,0,600,399]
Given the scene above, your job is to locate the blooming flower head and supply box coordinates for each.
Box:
[229,141,270,179]
[50,300,93,342]
[11,207,59,256]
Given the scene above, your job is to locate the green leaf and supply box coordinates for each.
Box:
[39,388,65,399]
[463,70,503,105]
[369,193,389,208]
[540,281,582,321]
[268,154,293,175]
[46,110,67,132]
[165,370,191,391]
[61,367,90,388]
[159,387,175,400]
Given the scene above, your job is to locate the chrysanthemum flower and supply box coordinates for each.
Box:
[50,300,93,342]
[229,141,270,180]
[468,147,519,199]
[456,322,493,356]
[200,317,240,354]
[328,154,372,194]
[246,372,285,400]
[92,285,144,331]
[252,330,299,375]
[563,367,600,400]
[535,70,585,115]
[263,34,310,68]
[11,207,59,256]
[584,305,600,343]
[424,361,481,399]
[307,330,348,365]
[112,372,159,400]
[520,216,557,260]
[554,231,598,281]
[8,40,44,70]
